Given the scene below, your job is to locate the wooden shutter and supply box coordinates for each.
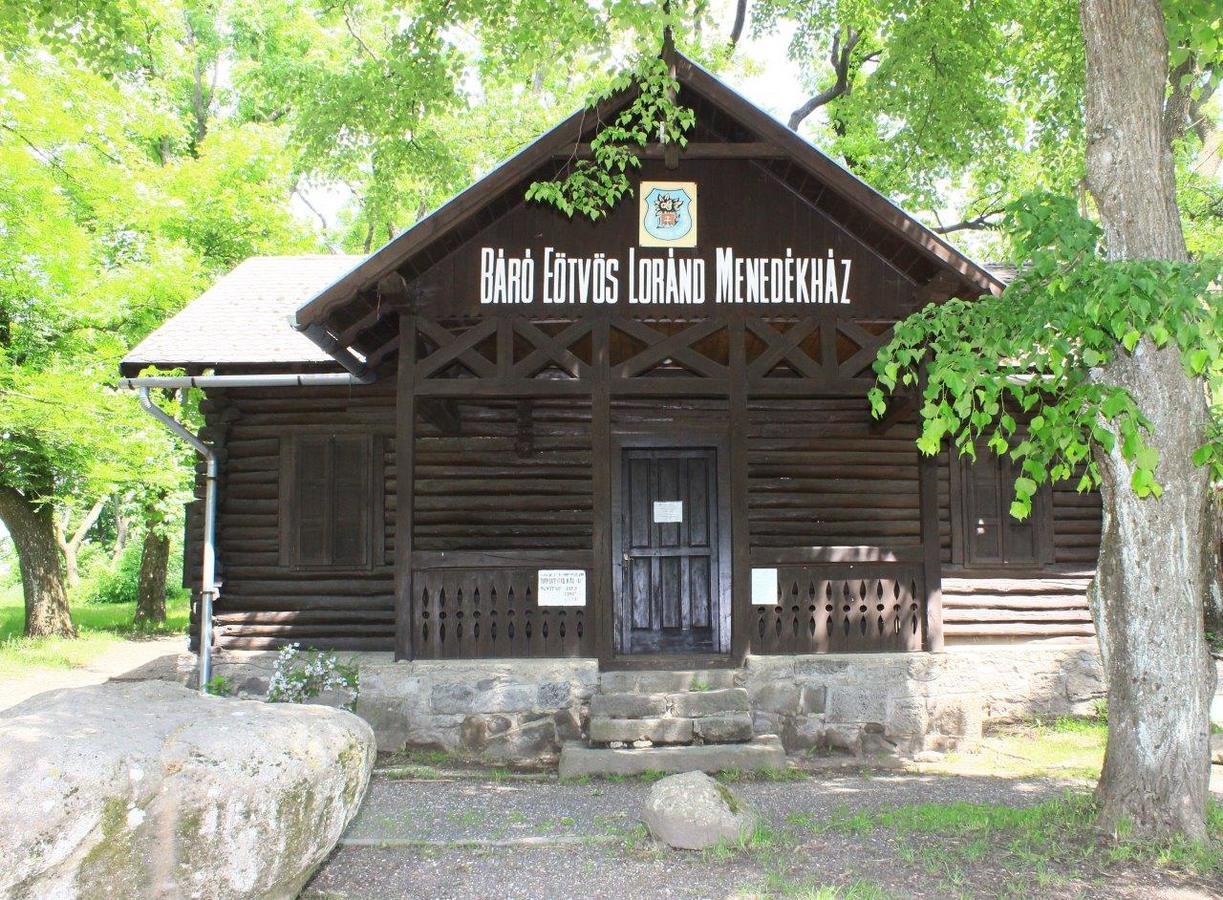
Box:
[960,451,1051,568]
[330,436,372,567]
[280,434,378,569]
[294,435,332,566]
[1001,455,1039,565]
[963,454,1004,565]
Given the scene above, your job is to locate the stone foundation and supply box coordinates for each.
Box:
[743,646,1106,756]
[166,646,1112,763]
[167,652,597,762]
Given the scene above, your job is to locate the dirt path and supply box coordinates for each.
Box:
[304,772,1223,899]
[0,635,185,713]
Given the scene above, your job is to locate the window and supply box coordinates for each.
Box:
[957,450,1052,568]
[280,434,381,569]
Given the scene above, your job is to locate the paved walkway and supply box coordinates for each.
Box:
[0,635,185,713]
[304,771,1223,899]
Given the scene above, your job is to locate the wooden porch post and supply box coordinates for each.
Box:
[729,318,750,660]
[591,320,613,663]
[917,422,945,652]
[394,313,417,661]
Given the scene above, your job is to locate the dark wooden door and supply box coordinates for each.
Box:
[618,448,719,653]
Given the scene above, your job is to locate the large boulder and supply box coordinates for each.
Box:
[0,680,375,899]
[641,771,758,850]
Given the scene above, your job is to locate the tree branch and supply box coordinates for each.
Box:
[932,212,1005,235]
[787,28,865,131]
[729,0,748,48]
[67,496,107,555]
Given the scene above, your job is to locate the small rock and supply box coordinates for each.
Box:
[610,740,626,749]
[632,740,654,749]
[913,750,945,763]
[641,771,758,851]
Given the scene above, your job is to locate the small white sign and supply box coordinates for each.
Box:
[751,567,779,606]
[537,569,586,607]
[653,501,683,523]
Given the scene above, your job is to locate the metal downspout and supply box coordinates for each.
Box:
[136,387,218,692]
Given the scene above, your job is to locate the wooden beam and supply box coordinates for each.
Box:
[557,142,787,160]
[394,313,417,661]
[729,318,750,660]
[916,379,944,652]
[750,545,925,565]
[412,550,595,569]
[591,320,614,665]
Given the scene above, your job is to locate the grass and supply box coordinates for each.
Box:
[922,715,1108,782]
[791,792,1223,881]
[0,585,189,677]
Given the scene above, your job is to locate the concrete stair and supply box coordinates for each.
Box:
[558,735,786,779]
[559,668,785,778]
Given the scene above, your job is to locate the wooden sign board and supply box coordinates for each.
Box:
[537,569,586,607]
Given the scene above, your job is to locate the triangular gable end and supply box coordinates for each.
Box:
[295,51,1003,374]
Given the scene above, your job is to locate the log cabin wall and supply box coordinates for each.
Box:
[182,364,1104,654]
[747,397,921,549]
[187,382,397,651]
[937,449,1103,644]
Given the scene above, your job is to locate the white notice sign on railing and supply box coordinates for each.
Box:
[751,567,779,606]
[537,569,586,607]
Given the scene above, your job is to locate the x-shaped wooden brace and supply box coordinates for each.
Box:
[836,321,891,379]
[610,319,728,380]
[745,318,823,379]
[507,319,593,379]
[414,317,498,380]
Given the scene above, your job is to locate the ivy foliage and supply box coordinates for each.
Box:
[869,194,1223,519]
[526,55,695,220]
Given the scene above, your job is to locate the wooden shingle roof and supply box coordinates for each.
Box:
[120,255,364,376]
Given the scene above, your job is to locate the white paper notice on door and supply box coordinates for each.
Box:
[751,567,779,606]
[652,501,683,523]
[537,569,586,607]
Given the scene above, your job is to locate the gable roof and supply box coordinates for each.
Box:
[293,51,1003,363]
[120,255,363,376]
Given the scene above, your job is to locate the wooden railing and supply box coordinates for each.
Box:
[748,547,926,653]
[410,551,593,659]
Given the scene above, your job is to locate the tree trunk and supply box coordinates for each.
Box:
[135,527,170,625]
[0,487,74,638]
[1081,0,1218,841]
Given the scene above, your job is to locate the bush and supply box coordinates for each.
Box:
[266,644,360,711]
[89,541,143,605]
[82,528,187,606]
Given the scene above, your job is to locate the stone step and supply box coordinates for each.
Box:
[670,688,749,718]
[588,717,694,745]
[692,712,753,744]
[590,692,668,719]
[590,687,750,721]
[597,669,739,694]
[558,735,787,779]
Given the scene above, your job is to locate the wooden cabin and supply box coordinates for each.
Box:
[122,54,1101,669]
